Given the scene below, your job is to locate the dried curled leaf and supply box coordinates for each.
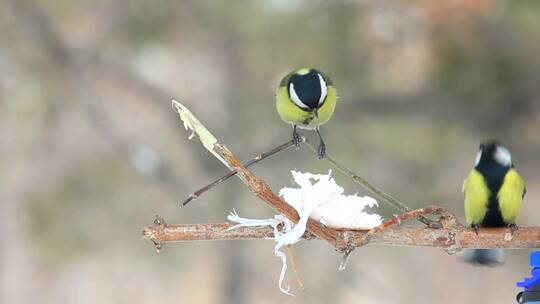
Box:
[172,100,232,170]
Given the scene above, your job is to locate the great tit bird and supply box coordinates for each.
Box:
[276,68,337,159]
[461,141,526,265]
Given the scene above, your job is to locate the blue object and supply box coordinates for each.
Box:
[517,252,540,303]
[531,252,540,269]
[518,252,540,290]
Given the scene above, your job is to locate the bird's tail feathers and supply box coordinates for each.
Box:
[459,249,505,266]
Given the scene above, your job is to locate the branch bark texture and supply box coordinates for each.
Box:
[143,215,540,253]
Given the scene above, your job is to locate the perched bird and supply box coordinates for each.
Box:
[461,141,526,265]
[275,68,337,159]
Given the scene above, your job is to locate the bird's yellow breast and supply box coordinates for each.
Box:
[463,169,491,225]
[275,86,337,129]
[463,168,525,225]
[497,168,525,224]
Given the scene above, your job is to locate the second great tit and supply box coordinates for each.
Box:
[461,141,526,265]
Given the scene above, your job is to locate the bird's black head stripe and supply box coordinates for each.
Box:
[288,70,325,110]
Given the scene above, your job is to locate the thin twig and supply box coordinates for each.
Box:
[286,245,305,291]
[337,206,454,268]
[182,140,295,206]
[301,138,433,226]
[353,206,457,247]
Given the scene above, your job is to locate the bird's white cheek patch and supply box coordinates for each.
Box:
[475,151,482,166]
[494,146,512,167]
[317,73,328,106]
[289,83,309,109]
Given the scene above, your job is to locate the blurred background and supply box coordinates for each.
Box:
[1,0,539,303]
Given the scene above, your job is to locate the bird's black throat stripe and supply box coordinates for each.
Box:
[475,160,511,227]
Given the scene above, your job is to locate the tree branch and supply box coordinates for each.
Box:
[143,214,540,252]
[154,102,539,256]
[181,140,295,206]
